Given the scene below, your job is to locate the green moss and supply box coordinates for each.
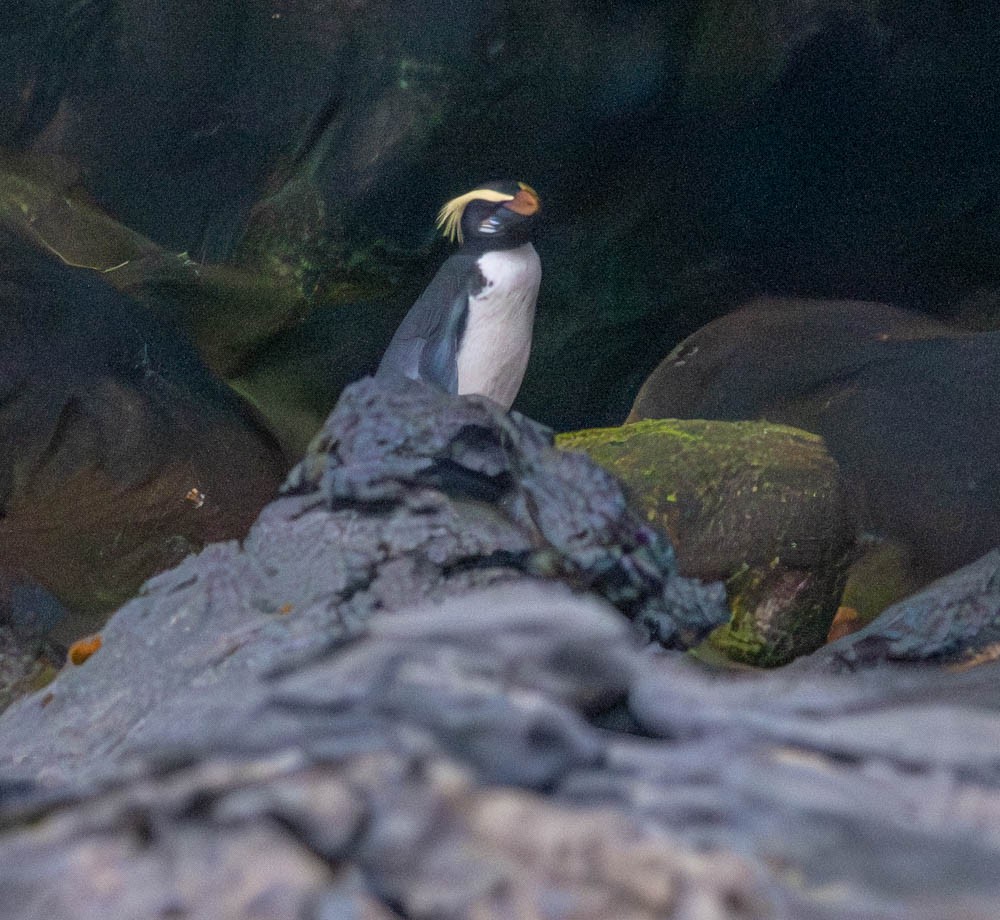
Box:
[560,418,853,667]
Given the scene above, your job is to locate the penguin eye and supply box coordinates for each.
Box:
[478,214,502,234]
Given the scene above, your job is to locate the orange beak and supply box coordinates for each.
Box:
[503,184,541,216]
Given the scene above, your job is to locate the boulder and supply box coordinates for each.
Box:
[560,418,855,666]
[629,298,1000,619]
[0,227,287,641]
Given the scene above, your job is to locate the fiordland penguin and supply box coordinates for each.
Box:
[375,181,541,410]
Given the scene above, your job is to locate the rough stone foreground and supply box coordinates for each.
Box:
[3,380,1000,919]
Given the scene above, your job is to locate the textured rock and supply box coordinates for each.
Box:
[0,379,725,783]
[4,382,1000,918]
[0,574,773,919]
[286,378,730,649]
[6,573,1000,917]
[808,548,1000,672]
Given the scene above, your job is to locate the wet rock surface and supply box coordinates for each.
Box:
[0,226,288,641]
[3,382,1000,917]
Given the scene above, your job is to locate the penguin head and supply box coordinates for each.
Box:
[436,181,541,250]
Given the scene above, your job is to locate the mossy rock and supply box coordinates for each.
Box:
[0,151,374,457]
[559,419,856,666]
[0,151,307,378]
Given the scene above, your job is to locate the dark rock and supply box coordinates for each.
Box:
[628,299,955,426]
[629,298,1000,610]
[286,377,729,648]
[807,548,1000,672]
[0,152,329,450]
[0,226,287,641]
[4,378,1000,915]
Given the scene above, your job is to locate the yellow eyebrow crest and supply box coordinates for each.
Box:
[436,188,515,244]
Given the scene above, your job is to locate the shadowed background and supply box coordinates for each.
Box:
[5,0,1000,433]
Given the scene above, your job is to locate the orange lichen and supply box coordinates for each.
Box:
[826,606,862,643]
[278,602,293,615]
[948,643,1000,673]
[68,634,103,666]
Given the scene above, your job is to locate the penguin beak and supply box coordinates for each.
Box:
[502,184,541,216]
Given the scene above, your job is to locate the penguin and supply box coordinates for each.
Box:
[375,180,541,410]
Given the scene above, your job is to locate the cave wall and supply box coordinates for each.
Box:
[4,0,1000,429]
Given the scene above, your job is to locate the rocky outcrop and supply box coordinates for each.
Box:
[0,378,726,770]
[285,379,729,648]
[4,381,1000,916]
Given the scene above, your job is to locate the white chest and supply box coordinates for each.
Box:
[456,243,541,410]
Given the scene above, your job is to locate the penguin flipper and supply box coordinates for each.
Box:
[377,254,477,394]
[416,287,469,393]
